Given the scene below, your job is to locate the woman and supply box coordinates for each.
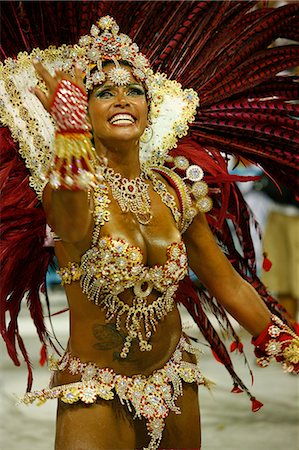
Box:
[19,16,295,448]
[1,9,298,450]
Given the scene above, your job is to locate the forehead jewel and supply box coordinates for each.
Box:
[76,16,151,89]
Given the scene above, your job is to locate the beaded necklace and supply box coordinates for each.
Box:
[103,166,152,225]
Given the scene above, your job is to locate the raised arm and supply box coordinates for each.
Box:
[32,60,93,243]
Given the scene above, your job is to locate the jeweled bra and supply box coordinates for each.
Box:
[58,168,189,358]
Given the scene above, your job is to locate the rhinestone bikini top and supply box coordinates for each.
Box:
[80,236,187,298]
[57,172,188,358]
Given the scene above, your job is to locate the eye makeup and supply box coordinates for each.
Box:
[94,83,145,98]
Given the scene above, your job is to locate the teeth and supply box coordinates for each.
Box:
[112,119,134,125]
[110,114,135,124]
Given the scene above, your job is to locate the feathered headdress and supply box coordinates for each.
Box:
[0,1,298,398]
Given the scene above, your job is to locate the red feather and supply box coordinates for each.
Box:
[0,127,54,391]
[0,1,298,400]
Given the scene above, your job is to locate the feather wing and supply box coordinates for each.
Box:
[0,1,298,395]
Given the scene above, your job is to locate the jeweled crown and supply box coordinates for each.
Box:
[75,16,151,90]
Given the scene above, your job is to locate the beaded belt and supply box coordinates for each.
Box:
[21,336,210,450]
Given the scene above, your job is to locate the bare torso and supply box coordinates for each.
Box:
[51,176,184,386]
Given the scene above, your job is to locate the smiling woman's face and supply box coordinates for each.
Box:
[88,63,149,147]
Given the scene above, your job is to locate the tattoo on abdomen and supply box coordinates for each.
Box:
[92,323,137,361]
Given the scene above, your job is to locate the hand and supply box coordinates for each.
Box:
[31,60,90,133]
[252,314,299,374]
[31,59,86,112]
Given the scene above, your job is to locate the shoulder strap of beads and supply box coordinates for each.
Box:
[153,155,212,233]
[91,182,111,244]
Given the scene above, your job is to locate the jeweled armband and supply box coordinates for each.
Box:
[47,79,100,190]
[252,314,299,373]
[50,79,90,133]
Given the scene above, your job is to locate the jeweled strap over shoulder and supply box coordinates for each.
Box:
[151,157,212,233]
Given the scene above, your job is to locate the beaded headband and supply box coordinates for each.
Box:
[0,16,199,198]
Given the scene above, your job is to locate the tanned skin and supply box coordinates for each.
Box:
[32,60,271,450]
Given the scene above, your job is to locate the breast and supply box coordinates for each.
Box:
[99,182,183,267]
[80,236,188,299]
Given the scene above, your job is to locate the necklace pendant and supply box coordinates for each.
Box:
[104,166,152,225]
[134,279,154,298]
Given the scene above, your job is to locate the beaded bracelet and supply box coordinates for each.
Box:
[48,131,99,190]
[252,314,299,373]
[47,79,99,190]
[50,79,90,133]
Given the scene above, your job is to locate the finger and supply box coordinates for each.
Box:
[74,64,86,90]
[32,59,55,90]
[30,86,50,111]
[54,68,64,82]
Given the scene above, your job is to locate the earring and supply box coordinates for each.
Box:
[141,125,153,143]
